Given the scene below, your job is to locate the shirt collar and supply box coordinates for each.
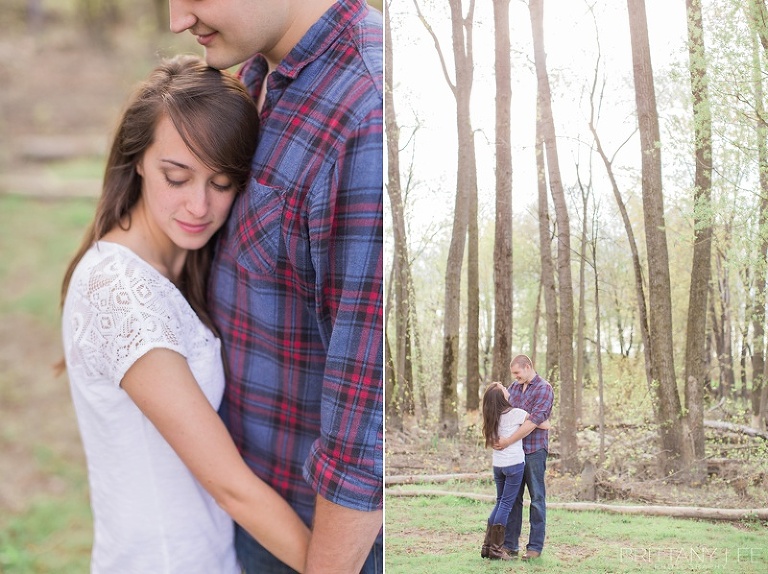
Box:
[511,373,541,388]
[239,0,367,91]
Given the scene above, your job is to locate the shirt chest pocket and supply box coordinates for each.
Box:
[234,181,286,275]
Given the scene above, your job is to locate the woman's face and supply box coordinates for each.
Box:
[495,382,510,402]
[136,115,237,254]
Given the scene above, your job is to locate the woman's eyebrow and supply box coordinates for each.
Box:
[160,158,193,170]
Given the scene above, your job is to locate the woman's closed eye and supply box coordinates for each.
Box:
[165,175,188,188]
[210,177,234,192]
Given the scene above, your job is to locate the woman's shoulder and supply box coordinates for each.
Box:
[71,242,176,299]
[65,242,193,331]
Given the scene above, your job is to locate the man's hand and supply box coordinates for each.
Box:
[305,495,382,573]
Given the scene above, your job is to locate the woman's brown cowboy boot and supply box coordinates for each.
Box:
[488,524,515,561]
[480,523,492,558]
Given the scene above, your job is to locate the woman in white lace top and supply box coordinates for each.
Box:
[60,55,309,573]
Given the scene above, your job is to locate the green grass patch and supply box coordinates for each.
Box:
[43,157,105,182]
[0,195,95,325]
[385,493,768,573]
[0,492,92,574]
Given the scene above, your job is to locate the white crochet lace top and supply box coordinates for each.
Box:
[62,241,239,574]
[493,408,528,467]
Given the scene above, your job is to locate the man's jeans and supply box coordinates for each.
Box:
[504,448,547,553]
[488,462,525,526]
[236,524,383,574]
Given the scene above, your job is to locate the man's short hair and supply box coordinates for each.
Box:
[509,354,533,370]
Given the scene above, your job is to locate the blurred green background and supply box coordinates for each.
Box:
[0,1,381,571]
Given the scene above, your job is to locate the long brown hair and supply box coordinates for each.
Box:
[482,383,511,448]
[60,55,259,334]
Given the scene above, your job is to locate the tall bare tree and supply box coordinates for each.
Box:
[529,0,577,472]
[413,0,478,434]
[683,0,713,478]
[747,0,768,429]
[536,136,559,383]
[385,0,415,427]
[491,0,514,385]
[575,164,591,424]
[626,0,688,474]
[586,1,653,395]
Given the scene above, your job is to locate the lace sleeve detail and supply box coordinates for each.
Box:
[65,247,189,386]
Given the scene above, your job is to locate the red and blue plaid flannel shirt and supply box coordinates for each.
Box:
[508,374,554,454]
[209,0,383,524]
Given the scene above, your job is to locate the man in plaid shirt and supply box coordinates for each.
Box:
[495,354,554,561]
[170,0,383,572]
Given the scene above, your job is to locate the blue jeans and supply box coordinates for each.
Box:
[488,462,525,526]
[235,523,383,574]
[504,448,547,553]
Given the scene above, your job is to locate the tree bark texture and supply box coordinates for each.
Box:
[491,0,514,386]
[683,0,713,476]
[529,0,577,473]
[626,0,687,475]
[413,0,478,434]
[749,2,768,427]
[385,3,415,425]
[575,174,589,425]
[536,136,559,383]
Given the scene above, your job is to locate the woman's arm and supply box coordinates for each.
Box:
[494,415,550,449]
[121,348,310,573]
[494,419,536,450]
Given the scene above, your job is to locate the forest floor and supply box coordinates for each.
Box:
[386,415,768,512]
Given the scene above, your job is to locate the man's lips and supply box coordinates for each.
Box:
[195,31,217,47]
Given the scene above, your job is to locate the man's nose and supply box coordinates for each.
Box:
[169,0,197,34]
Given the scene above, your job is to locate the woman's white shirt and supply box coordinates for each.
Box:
[492,408,528,467]
[62,241,239,574]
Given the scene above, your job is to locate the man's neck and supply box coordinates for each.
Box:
[263,0,338,72]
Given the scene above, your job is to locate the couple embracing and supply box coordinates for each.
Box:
[60,1,383,572]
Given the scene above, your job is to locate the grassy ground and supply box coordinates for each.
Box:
[0,195,96,573]
[385,493,768,574]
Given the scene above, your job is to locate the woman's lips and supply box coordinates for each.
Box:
[177,221,210,234]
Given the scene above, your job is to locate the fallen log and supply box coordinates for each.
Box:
[385,472,486,486]
[704,420,768,440]
[386,488,768,521]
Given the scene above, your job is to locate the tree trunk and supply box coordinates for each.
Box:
[748,2,768,429]
[575,171,590,426]
[384,334,401,430]
[529,0,577,473]
[491,0,514,386]
[591,219,606,465]
[683,0,713,481]
[536,136,558,383]
[587,55,652,393]
[466,164,480,410]
[626,0,687,475]
[384,3,415,427]
[413,0,478,435]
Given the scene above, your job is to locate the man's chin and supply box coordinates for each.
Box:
[202,50,241,71]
